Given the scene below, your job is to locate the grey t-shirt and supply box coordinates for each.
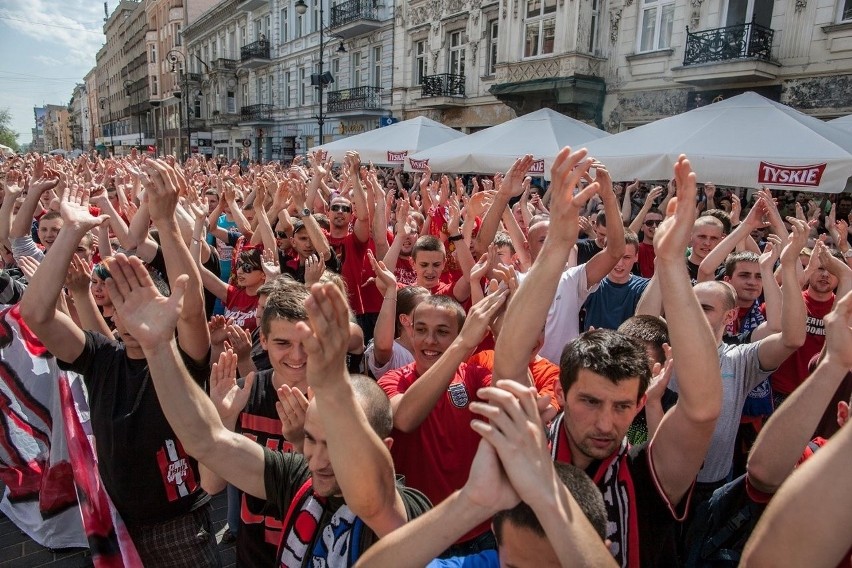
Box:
[670,341,773,483]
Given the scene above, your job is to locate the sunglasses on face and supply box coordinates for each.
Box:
[238,262,259,273]
[275,231,288,238]
[330,204,351,213]
[644,220,662,227]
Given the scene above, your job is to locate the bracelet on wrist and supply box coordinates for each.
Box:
[448,234,464,242]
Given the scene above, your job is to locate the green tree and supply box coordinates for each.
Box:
[0,108,21,152]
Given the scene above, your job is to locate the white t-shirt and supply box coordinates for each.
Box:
[364,339,414,381]
[538,263,598,365]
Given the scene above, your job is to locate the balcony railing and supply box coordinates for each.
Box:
[186,73,203,83]
[330,0,380,28]
[211,58,238,72]
[421,74,465,97]
[240,40,270,62]
[209,112,241,126]
[327,86,383,112]
[683,21,774,66]
[241,104,273,121]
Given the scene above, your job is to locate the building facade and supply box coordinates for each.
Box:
[68,83,90,153]
[183,0,396,162]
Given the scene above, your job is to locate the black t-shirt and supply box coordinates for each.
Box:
[57,331,210,524]
[576,239,603,265]
[147,244,221,320]
[262,448,431,566]
[235,370,295,567]
[250,327,271,373]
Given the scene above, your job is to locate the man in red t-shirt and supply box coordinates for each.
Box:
[771,247,850,403]
[410,235,473,303]
[378,290,509,554]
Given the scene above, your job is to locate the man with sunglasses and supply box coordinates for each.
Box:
[634,208,663,278]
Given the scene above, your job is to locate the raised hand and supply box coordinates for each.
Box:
[501,155,534,198]
[548,146,597,243]
[275,384,309,446]
[366,250,396,296]
[209,349,255,423]
[304,254,324,286]
[225,324,253,361]
[759,234,783,270]
[293,283,351,392]
[458,286,509,350]
[261,247,281,279]
[16,254,41,280]
[59,184,109,232]
[823,290,852,369]
[654,155,698,261]
[103,254,186,349]
[141,159,180,222]
[65,253,92,293]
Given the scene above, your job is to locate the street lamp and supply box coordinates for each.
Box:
[98,93,114,154]
[295,0,346,146]
[83,108,89,151]
[167,49,191,159]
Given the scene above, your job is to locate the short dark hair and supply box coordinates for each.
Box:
[559,329,651,402]
[493,231,516,255]
[413,294,466,332]
[238,247,262,267]
[39,211,62,225]
[351,374,393,438]
[412,235,445,259]
[396,286,430,336]
[618,315,669,365]
[624,230,639,249]
[701,209,732,235]
[493,462,607,542]
[596,212,607,228]
[261,282,310,336]
[724,251,760,278]
[257,275,300,298]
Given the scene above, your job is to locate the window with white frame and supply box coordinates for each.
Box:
[281,7,288,42]
[313,0,320,32]
[331,58,340,87]
[372,46,382,87]
[265,15,271,38]
[242,82,249,107]
[227,90,236,113]
[211,40,217,60]
[486,20,498,75]
[352,51,362,87]
[414,40,427,85]
[151,75,158,96]
[296,12,303,38]
[840,0,852,21]
[149,44,157,63]
[175,24,182,46]
[240,25,247,45]
[524,0,556,58]
[229,30,236,58]
[638,0,675,52]
[257,77,263,104]
[448,30,465,76]
[300,68,306,105]
[268,75,274,105]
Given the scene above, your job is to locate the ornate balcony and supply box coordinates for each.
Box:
[239,40,271,69]
[672,22,779,85]
[327,86,382,113]
[240,103,274,123]
[211,58,238,73]
[683,22,774,65]
[209,111,241,127]
[421,74,465,97]
[330,0,382,39]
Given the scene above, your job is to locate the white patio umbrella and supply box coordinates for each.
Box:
[829,114,852,133]
[405,108,609,177]
[581,92,852,193]
[0,144,15,156]
[312,116,466,166]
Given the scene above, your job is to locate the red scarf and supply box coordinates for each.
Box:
[548,412,639,568]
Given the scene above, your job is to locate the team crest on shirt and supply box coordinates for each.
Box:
[447,383,469,408]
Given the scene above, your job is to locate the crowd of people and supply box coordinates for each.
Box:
[0,146,851,568]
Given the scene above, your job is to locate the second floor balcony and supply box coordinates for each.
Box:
[240,40,271,69]
[683,21,774,65]
[209,111,241,127]
[673,21,779,85]
[330,0,382,39]
[210,58,238,74]
[327,86,383,113]
[240,103,274,123]
[421,74,465,98]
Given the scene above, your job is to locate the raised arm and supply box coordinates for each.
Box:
[648,156,722,506]
[104,254,268,499]
[584,166,625,287]
[473,156,533,257]
[142,160,210,362]
[741,377,852,566]
[747,290,852,494]
[345,152,371,244]
[493,147,596,383]
[298,282,408,536]
[628,186,663,235]
[390,290,508,432]
[697,199,769,282]
[19,186,108,363]
[366,251,398,367]
[750,235,783,340]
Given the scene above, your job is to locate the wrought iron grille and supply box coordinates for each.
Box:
[240,40,271,62]
[211,58,238,71]
[421,74,465,97]
[683,22,774,66]
[330,0,379,27]
[210,112,241,126]
[240,104,273,121]
[327,86,383,112]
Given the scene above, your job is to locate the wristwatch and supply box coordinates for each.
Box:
[300,207,311,218]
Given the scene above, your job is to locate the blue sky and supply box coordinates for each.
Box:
[0,0,107,145]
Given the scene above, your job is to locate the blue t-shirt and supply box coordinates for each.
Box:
[583,274,650,331]
[427,550,498,568]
